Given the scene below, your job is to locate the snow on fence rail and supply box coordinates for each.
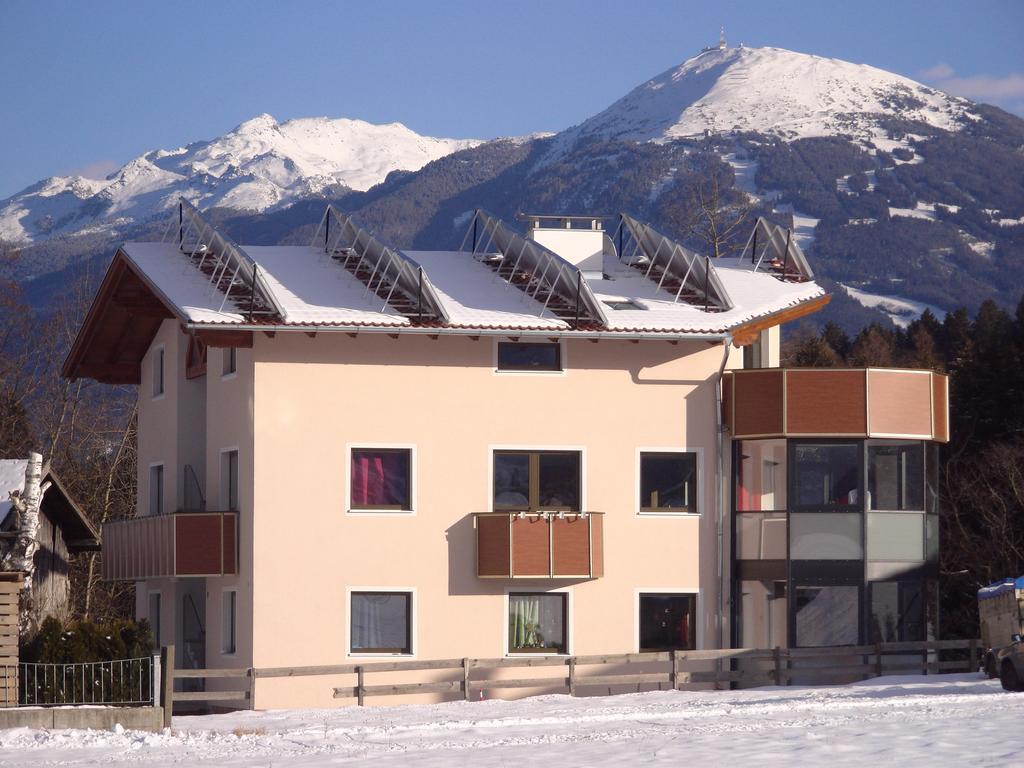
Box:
[2,657,157,707]
[163,638,981,715]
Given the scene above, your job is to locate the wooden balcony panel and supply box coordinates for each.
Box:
[102,511,238,581]
[724,368,950,443]
[476,512,603,579]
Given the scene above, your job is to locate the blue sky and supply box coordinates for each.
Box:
[1,0,1021,198]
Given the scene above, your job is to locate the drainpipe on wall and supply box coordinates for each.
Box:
[714,337,732,666]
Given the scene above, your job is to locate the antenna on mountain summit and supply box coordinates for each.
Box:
[719,26,726,50]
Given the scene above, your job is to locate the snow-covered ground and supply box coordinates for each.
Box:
[842,285,946,327]
[2,674,1019,767]
[775,203,819,250]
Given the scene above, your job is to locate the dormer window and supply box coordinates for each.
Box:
[603,299,645,311]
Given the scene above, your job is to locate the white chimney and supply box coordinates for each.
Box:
[525,215,605,279]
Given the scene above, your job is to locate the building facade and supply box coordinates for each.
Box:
[63,202,946,707]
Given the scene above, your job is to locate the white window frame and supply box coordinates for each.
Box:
[503,586,573,657]
[633,587,703,653]
[221,588,237,655]
[345,443,417,515]
[492,337,568,377]
[147,590,161,647]
[488,444,587,513]
[346,586,417,658]
[219,447,240,511]
[635,446,704,517]
[221,347,237,380]
[151,345,166,399]
[148,462,165,517]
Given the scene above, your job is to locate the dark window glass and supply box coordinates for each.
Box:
[351,449,411,510]
[792,443,860,508]
[497,342,561,372]
[742,339,762,369]
[148,593,161,646]
[493,452,580,511]
[794,585,860,647]
[494,453,530,508]
[926,514,939,562]
[223,347,237,376]
[508,593,566,653]
[153,348,164,397]
[925,444,940,515]
[869,581,924,643]
[149,465,163,516]
[639,594,696,651]
[538,453,580,509]
[868,442,924,511]
[351,592,411,654]
[640,452,697,512]
[223,450,239,510]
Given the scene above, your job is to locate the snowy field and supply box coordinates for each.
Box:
[1,674,1022,767]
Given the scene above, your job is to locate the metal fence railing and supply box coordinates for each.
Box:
[6,657,158,707]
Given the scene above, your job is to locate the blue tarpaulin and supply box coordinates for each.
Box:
[978,577,1024,600]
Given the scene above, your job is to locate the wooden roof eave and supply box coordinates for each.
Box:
[62,249,183,384]
[39,464,101,550]
[730,293,831,346]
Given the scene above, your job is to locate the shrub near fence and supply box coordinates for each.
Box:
[164,638,981,716]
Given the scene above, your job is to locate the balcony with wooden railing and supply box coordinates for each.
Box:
[475,512,603,579]
[102,511,238,581]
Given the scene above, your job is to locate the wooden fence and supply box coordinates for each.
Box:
[162,638,981,725]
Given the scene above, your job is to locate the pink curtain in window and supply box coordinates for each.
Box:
[352,454,386,505]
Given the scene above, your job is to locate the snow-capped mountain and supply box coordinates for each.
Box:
[563,45,976,145]
[0,115,481,243]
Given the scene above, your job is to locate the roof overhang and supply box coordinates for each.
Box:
[62,250,177,383]
[730,294,831,346]
[40,466,101,552]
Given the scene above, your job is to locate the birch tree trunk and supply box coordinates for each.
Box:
[6,452,48,633]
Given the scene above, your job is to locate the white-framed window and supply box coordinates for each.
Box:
[148,591,161,647]
[347,445,415,514]
[493,338,567,375]
[637,592,697,651]
[152,346,165,398]
[348,589,414,656]
[636,448,702,516]
[149,463,164,516]
[222,347,237,378]
[222,589,237,655]
[504,588,572,656]
[634,588,702,652]
[221,449,239,510]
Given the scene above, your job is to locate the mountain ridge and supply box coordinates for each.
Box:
[0,114,481,244]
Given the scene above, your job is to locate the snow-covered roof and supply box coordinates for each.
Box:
[121,242,245,325]
[118,239,824,336]
[591,260,824,334]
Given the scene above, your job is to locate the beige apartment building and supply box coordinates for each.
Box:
[63,202,946,708]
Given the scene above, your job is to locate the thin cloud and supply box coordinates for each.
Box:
[921,63,1024,116]
[63,159,121,180]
